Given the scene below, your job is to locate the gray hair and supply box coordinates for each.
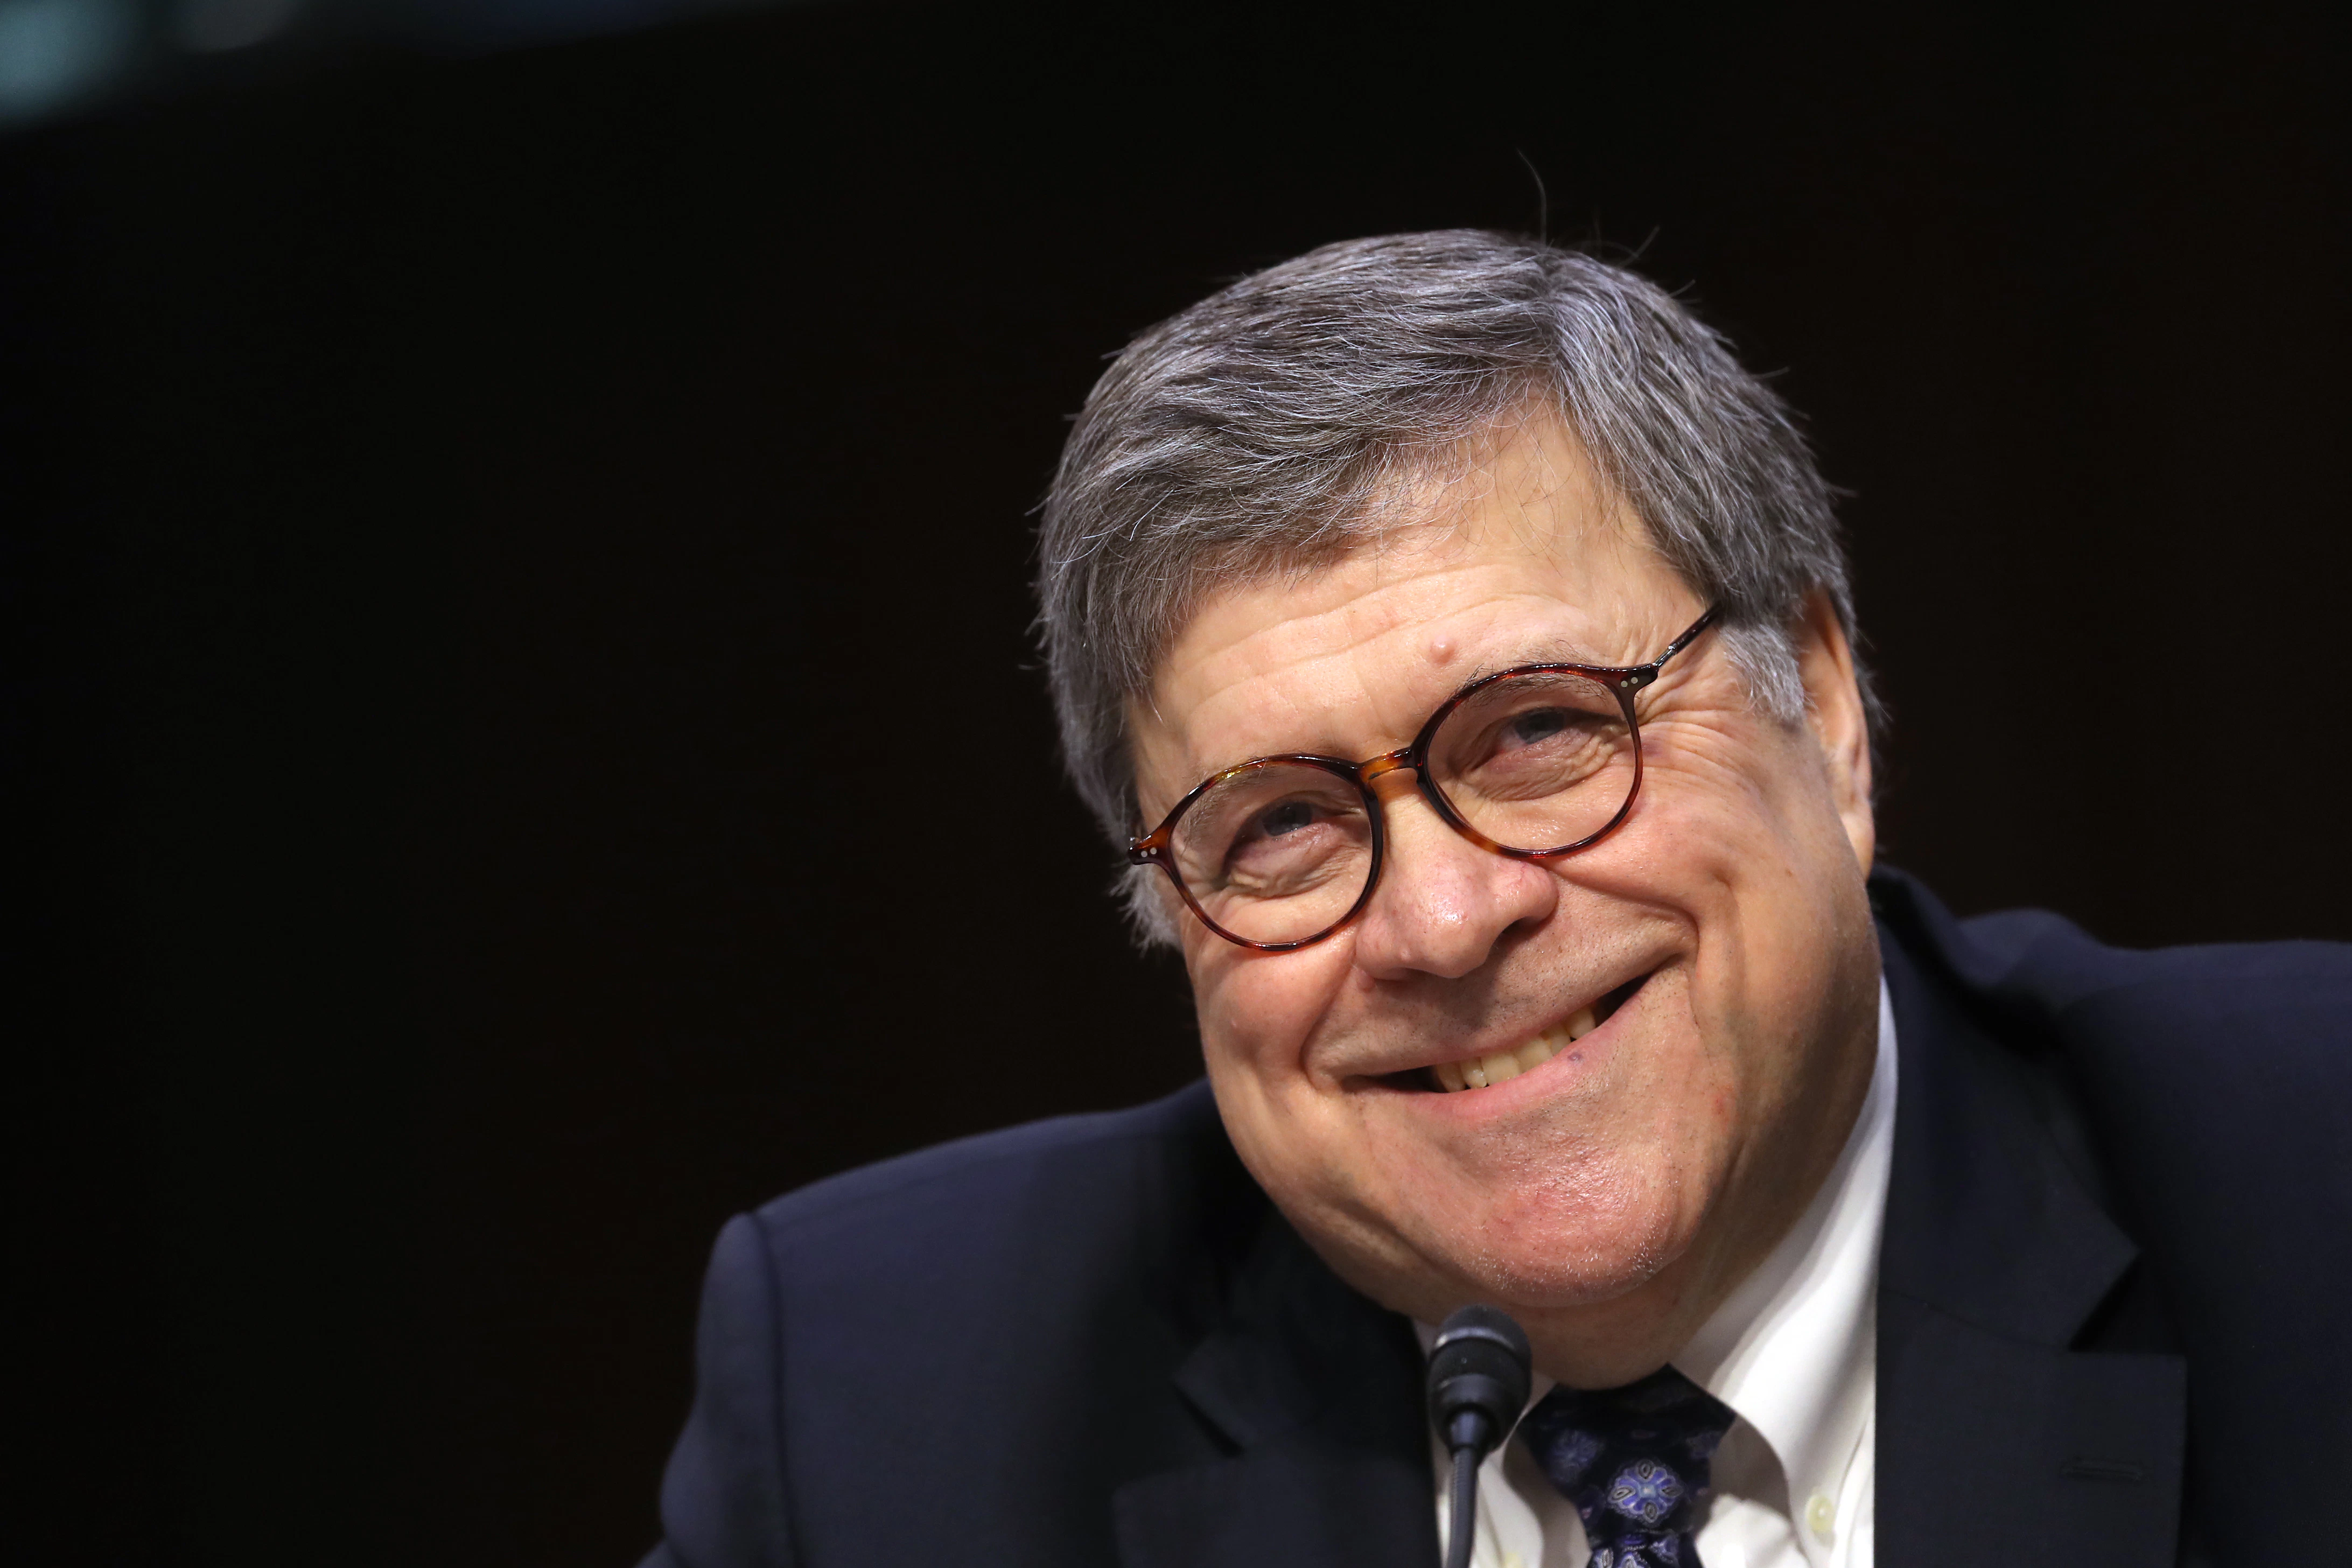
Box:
[1034,230,1872,943]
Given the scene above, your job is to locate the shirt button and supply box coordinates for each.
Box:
[1805,1489,1837,1540]
[1502,1555,1527,1568]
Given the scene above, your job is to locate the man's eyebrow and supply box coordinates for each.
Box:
[1461,635,1620,683]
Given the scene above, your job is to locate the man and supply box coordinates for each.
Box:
[640,233,2349,1567]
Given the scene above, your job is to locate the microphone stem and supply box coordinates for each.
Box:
[1445,1443,1480,1568]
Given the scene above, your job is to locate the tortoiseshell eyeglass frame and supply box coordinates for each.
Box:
[1126,608,1721,952]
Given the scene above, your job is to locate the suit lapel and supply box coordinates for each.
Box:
[1875,887,2187,1568]
[1114,1208,1438,1568]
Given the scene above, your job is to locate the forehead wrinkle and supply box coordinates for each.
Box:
[1157,556,1490,704]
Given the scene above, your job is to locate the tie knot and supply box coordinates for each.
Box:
[1517,1366,1737,1568]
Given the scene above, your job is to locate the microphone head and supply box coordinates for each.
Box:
[1427,1303,1533,1459]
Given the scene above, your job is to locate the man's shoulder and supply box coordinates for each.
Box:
[754,1076,1221,1217]
[740,1078,1262,1293]
[657,1092,1281,1563]
[1872,864,2352,1084]
[1871,880,2351,1563]
[1874,866,2350,1361]
[1956,903,2352,1012]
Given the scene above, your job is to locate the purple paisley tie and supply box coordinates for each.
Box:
[1516,1365,1737,1568]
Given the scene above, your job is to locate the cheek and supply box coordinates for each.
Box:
[1627,724,1874,1091]
[1186,945,1374,1227]
[1574,715,1861,1036]
[1186,942,1352,1085]
[1629,713,1852,891]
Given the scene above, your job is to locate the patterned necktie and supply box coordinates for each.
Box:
[1516,1365,1737,1568]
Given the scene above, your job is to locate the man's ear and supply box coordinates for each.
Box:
[1793,589,1875,873]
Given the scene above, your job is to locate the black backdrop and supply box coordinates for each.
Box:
[8,4,2347,1565]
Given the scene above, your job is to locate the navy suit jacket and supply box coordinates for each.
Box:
[641,870,2352,1567]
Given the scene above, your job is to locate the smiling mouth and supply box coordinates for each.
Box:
[1413,974,1648,1093]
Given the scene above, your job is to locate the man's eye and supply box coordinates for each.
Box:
[1255,801,1320,839]
[1504,709,1574,748]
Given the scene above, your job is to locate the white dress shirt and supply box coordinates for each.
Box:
[1427,979,1898,1568]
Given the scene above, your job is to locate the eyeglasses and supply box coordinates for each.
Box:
[1127,609,1720,950]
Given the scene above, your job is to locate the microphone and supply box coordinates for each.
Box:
[1426,1304,1532,1568]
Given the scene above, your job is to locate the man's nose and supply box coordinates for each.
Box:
[1347,781,1558,981]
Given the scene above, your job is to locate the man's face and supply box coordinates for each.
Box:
[1127,415,1882,1381]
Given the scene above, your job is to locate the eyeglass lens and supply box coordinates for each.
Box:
[1167,668,1635,946]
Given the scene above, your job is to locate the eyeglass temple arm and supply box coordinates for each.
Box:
[1614,607,1719,692]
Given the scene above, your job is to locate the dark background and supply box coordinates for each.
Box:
[6,3,2346,1564]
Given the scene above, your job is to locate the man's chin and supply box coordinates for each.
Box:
[1443,1213,1684,1311]
[1303,1193,1692,1327]
[1460,1242,1677,1314]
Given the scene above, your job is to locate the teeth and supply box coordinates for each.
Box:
[1436,1002,1609,1091]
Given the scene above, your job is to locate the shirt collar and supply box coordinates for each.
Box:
[1670,975,1897,1510]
